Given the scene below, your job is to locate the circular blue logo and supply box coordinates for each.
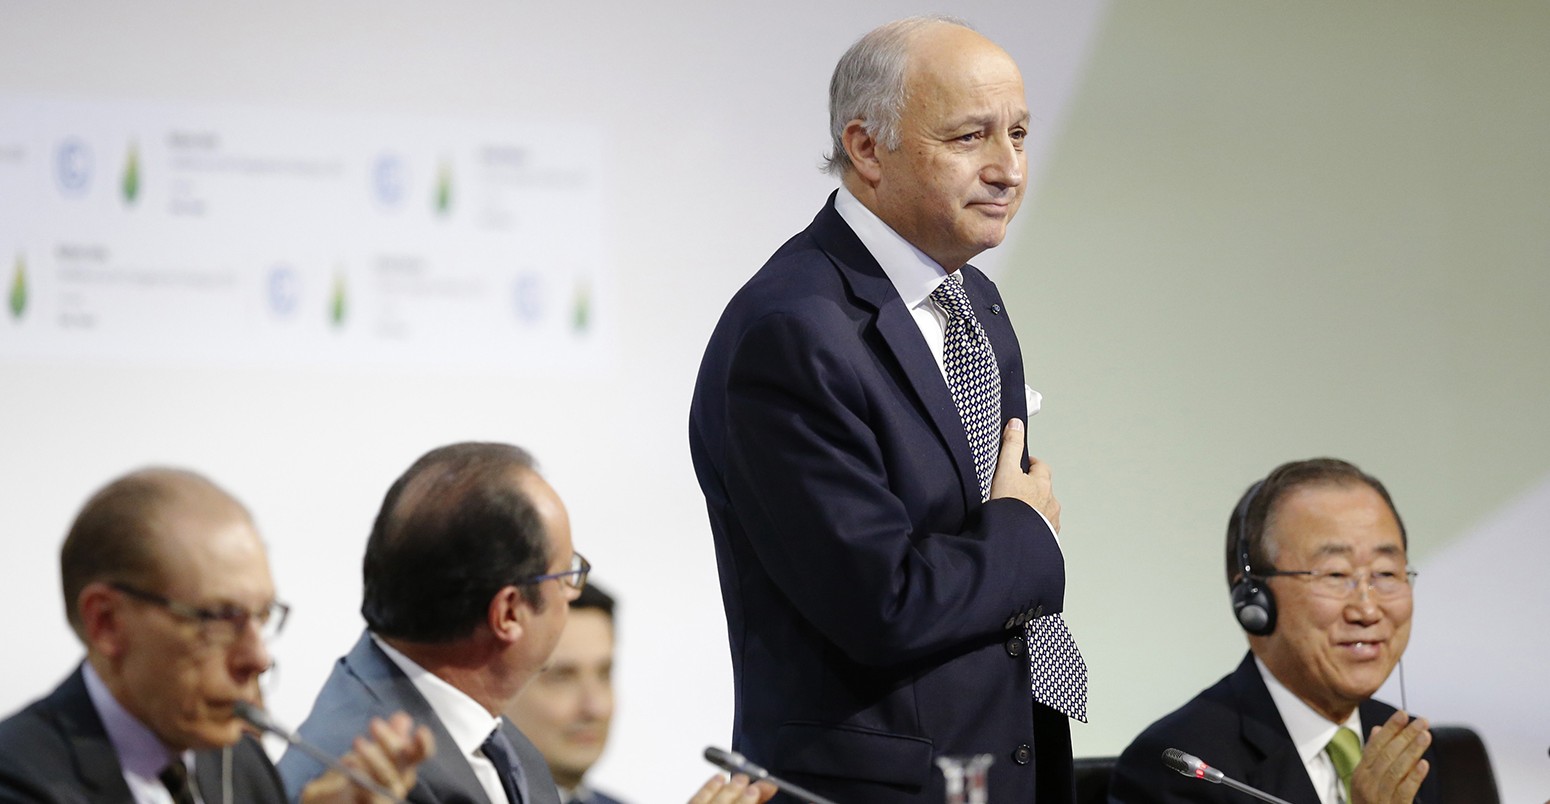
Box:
[267,264,300,318]
[55,139,93,196]
[372,154,406,208]
[513,273,544,324]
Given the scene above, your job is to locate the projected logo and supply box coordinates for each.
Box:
[572,278,591,334]
[122,141,141,206]
[267,264,301,318]
[372,154,406,208]
[433,159,454,216]
[55,139,93,196]
[513,272,544,324]
[329,270,348,328]
[8,254,25,321]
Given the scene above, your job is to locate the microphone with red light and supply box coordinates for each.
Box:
[1161,748,1294,804]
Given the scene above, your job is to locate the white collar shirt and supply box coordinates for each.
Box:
[833,186,1052,540]
[1256,656,1365,804]
[373,635,511,804]
[83,662,200,804]
[834,185,955,381]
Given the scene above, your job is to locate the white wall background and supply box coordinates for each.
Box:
[4,1,1548,801]
[0,2,1106,800]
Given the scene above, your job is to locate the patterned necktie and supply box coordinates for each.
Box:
[481,727,529,804]
[1326,727,1362,802]
[159,760,198,804]
[931,273,1089,724]
[931,274,1002,499]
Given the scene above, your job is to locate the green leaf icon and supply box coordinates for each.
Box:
[122,141,140,205]
[329,272,348,328]
[9,255,27,320]
[434,160,453,215]
[572,279,590,333]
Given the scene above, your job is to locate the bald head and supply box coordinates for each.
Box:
[60,468,253,639]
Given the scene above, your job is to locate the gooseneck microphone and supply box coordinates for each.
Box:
[703,746,842,804]
[1162,748,1294,804]
[235,701,403,803]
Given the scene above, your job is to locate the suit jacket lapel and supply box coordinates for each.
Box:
[1230,654,1323,804]
[808,197,981,504]
[50,667,138,801]
[346,633,494,804]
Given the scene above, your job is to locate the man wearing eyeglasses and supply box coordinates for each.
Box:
[1109,458,1440,804]
[278,442,577,804]
[0,467,432,803]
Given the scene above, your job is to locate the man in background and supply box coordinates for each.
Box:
[1109,458,1438,803]
[689,14,1082,803]
[507,582,627,804]
[279,442,575,804]
[0,467,430,803]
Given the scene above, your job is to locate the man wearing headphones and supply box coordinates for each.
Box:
[1109,458,1439,804]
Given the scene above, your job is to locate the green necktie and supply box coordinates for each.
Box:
[1326,726,1362,802]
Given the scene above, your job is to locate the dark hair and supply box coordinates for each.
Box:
[571,580,615,619]
[60,468,249,639]
[362,442,552,642]
[1225,457,1407,589]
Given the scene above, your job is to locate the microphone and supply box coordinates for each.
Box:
[235,702,402,803]
[703,746,842,804]
[1161,748,1294,804]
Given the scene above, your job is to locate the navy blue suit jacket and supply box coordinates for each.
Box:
[0,666,284,803]
[1109,653,1441,803]
[689,196,1073,802]
[277,632,559,804]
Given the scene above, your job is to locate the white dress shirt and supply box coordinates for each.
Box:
[833,186,1054,540]
[1257,657,1365,804]
[83,662,200,804]
[374,635,512,804]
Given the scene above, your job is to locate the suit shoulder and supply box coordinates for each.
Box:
[0,698,85,800]
[0,694,74,760]
[1117,672,1242,762]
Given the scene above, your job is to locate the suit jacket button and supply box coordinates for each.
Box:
[990,303,1003,315]
[1004,614,1019,630]
[1012,744,1032,765]
[1005,636,1026,657]
[1032,605,1044,618]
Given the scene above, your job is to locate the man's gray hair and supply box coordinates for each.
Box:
[822,15,974,176]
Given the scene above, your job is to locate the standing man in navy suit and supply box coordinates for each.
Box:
[690,16,1083,803]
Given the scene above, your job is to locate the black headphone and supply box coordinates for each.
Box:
[1229,478,1277,636]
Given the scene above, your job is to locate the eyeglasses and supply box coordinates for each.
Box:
[111,582,290,645]
[1254,567,1418,600]
[520,551,590,591]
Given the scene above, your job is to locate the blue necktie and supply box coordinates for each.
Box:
[481,728,529,804]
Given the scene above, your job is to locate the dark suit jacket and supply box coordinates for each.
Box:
[1108,653,1441,803]
[0,666,284,803]
[277,632,559,804]
[689,195,1073,803]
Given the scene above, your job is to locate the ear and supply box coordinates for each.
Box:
[78,582,127,659]
[841,119,884,185]
[487,586,529,646]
